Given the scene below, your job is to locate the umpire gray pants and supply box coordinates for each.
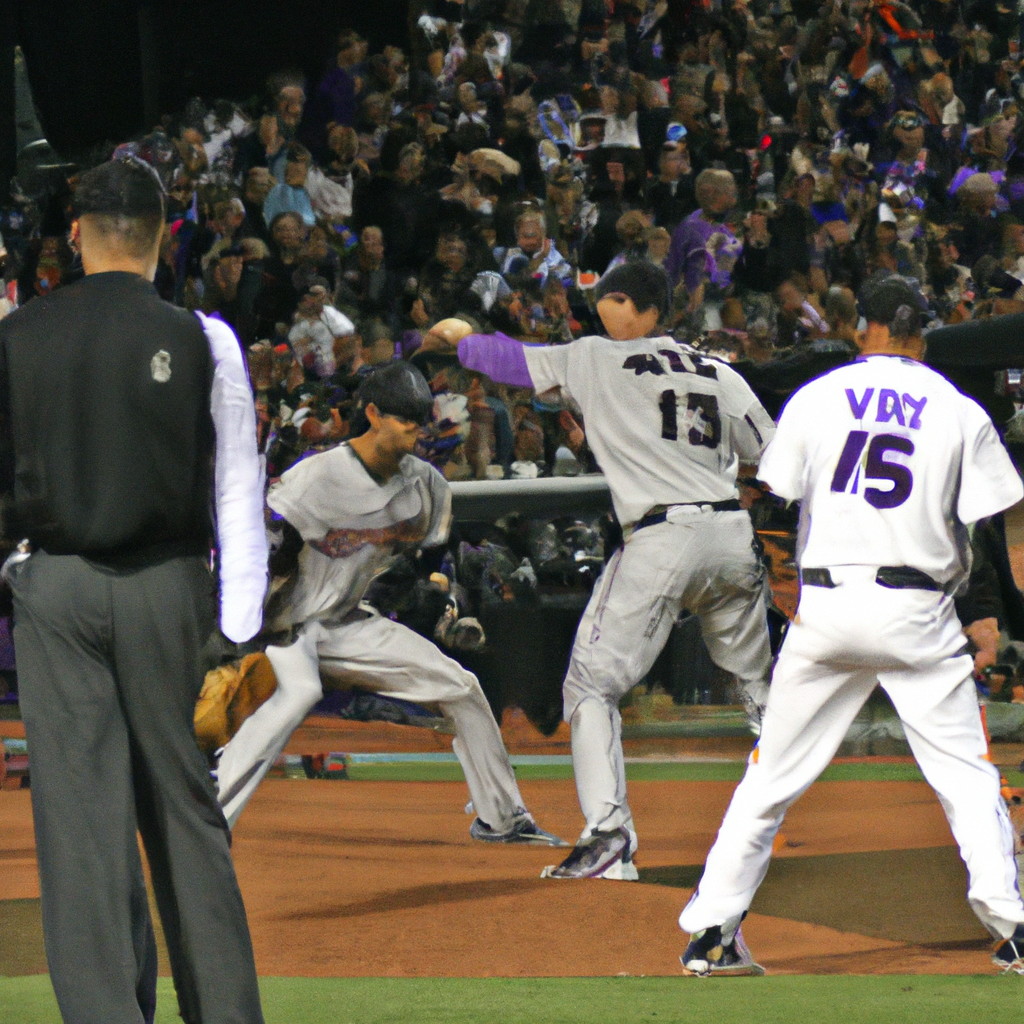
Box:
[11,551,264,1024]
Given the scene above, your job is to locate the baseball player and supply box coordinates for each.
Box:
[450,262,777,878]
[680,276,1024,977]
[214,362,564,846]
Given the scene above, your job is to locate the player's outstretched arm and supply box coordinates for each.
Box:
[419,316,567,395]
[457,331,537,388]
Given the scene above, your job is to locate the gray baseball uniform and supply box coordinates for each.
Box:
[460,332,776,869]
[215,442,534,835]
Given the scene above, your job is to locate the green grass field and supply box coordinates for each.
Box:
[2,975,1021,1024]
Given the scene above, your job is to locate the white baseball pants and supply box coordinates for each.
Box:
[215,609,528,830]
[680,567,1024,941]
[564,510,772,845]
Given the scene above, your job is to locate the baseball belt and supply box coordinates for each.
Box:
[634,499,742,532]
[800,566,943,591]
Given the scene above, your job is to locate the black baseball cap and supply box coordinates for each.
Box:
[595,261,671,318]
[356,362,434,425]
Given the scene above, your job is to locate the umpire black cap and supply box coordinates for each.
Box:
[356,362,434,426]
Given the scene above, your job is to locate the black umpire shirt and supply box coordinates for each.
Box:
[0,271,215,565]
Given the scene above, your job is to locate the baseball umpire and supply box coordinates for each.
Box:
[679,276,1024,977]
[0,159,268,1021]
[453,262,777,879]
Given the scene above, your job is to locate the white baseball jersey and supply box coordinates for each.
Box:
[266,443,451,628]
[759,354,1023,589]
[524,336,776,526]
[681,351,1024,943]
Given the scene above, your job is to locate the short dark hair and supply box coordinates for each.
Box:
[73,158,165,258]
[595,261,671,318]
[269,210,305,233]
[267,70,306,99]
[356,362,434,426]
[337,29,363,52]
[858,275,922,337]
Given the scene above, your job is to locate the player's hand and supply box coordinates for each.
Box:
[420,318,474,353]
[964,616,1000,680]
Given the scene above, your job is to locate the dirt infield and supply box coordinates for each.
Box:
[0,767,1007,978]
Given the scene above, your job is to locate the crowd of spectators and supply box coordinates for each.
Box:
[4,1,1024,482]
[2,0,1024,705]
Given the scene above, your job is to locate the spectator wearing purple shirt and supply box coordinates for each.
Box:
[303,31,367,161]
[665,169,743,298]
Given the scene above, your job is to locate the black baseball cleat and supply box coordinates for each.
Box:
[992,924,1024,974]
[470,815,568,846]
[539,826,638,879]
[681,925,765,977]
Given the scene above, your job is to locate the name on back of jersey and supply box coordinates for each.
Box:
[845,387,927,430]
[831,386,928,510]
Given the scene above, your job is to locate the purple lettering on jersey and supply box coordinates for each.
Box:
[622,353,665,375]
[876,389,906,427]
[864,434,915,509]
[658,348,686,373]
[830,429,869,493]
[902,393,927,429]
[845,387,874,419]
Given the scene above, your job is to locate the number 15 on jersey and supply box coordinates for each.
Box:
[830,430,915,509]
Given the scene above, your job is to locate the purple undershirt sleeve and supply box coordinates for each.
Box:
[457,332,536,388]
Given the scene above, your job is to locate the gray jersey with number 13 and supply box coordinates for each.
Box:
[524,335,775,528]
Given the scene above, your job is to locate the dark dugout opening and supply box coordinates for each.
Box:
[3,0,412,171]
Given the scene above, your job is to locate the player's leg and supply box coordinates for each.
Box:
[317,612,560,841]
[111,555,264,1024]
[568,694,631,841]
[680,643,877,937]
[561,514,765,849]
[681,579,963,974]
[556,529,689,874]
[215,622,325,827]
[883,656,1024,942]
[684,511,772,726]
[11,552,161,1024]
